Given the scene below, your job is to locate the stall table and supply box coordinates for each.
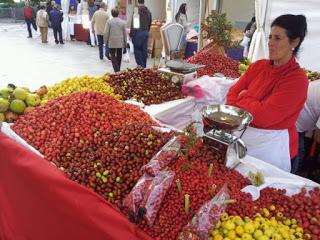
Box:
[0,131,151,240]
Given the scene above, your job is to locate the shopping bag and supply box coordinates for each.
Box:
[123,52,130,63]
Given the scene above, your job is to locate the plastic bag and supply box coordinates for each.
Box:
[178,184,230,240]
[140,170,175,226]
[123,52,130,63]
[142,136,180,176]
[123,171,175,226]
[123,173,154,222]
[186,76,236,105]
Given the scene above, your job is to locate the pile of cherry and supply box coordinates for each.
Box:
[11,92,320,239]
[133,136,320,239]
[186,51,240,78]
[53,124,174,207]
[12,92,155,162]
[106,67,184,105]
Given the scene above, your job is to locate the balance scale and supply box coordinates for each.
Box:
[158,23,205,85]
[200,105,253,168]
[158,61,204,85]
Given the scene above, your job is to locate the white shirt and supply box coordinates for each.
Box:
[296,79,320,132]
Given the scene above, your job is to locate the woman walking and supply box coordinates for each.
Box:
[104,8,127,72]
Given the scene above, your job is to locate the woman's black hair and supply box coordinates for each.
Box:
[271,14,307,55]
[244,16,256,32]
[111,8,119,17]
[175,3,187,22]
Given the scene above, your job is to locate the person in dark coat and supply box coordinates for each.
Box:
[24,1,37,38]
[49,4,64,44]
[129,0,152,68]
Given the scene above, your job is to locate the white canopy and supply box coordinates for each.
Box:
[249,0,320,71]
[247,0,268,61]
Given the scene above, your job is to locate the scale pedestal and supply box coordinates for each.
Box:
[158,67,197,85]
[201,105,253,168]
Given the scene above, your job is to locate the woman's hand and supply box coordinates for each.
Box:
[238,89,248,98]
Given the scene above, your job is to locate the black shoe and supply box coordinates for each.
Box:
[27,36,32,38]
[55,41,59,44]
[60,42,64,44]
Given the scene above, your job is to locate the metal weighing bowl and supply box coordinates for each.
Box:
[201,105,253,131]
[165,60,205,73]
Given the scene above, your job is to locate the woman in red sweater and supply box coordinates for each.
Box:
[227,15,308,172]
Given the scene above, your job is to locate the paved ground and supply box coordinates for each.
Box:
[0,22,152,90]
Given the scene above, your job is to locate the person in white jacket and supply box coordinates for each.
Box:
[296,79,320,172]
[36,5,49,43]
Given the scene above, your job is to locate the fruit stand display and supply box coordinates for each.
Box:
[105,67,185,105]
[2,107,320,240]
[40,75,121,105]
[0,84,44,123]
[186,52,240,79]
[1,69,320,240]
[304,69,320,82]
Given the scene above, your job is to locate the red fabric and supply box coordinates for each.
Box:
[226,57,308,158]
[74,24,89,42]
[0,133,152,240]
[24,7,32,19]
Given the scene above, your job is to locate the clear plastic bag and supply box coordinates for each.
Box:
[141,170,175,226]
[122,173,154,222]
[123,171,175,226]
[141,136,180,176]
[178,184,230,240]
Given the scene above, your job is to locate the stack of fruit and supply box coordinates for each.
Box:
[131,130,319,240]
[52,124,174,208]
[40,75,121,105]
[12,92,156,161]
[106,67,184,105]
[239,59,252,75]
[0,84,43,123]
[211,211,305,240]
[304,69,320,82]
[186,52,240,78]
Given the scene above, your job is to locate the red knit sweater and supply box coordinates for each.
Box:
[226,57,308,158]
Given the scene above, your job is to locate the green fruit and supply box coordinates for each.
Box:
[26,93,40,107]
[0,98,9,113]
[13,88,28,101]
[22,87,31,93]
[0,88,11,99]
[0,112,5,122]
[239,63,247,71]
[10,99,26,114]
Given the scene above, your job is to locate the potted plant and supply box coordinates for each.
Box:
[201,10,233,55]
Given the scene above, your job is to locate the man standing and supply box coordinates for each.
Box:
[24,1,37,38]
[91,2,108,60]
[49,5,64,44]
[129,0,152,68]
[36,5,49,43]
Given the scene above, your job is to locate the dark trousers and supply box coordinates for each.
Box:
[132,31,148,68]
[110,48,123,72]
[291,132,306,174]
[53,26,63,43]
[97,35,104,60]
[26,18,37,37]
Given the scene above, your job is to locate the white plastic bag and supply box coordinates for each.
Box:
[123,52,130,63]
[187,76,236,105]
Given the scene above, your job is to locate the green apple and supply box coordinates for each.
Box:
[0,98,9,113]
[26,93,41,107]
[13,87,28,101]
